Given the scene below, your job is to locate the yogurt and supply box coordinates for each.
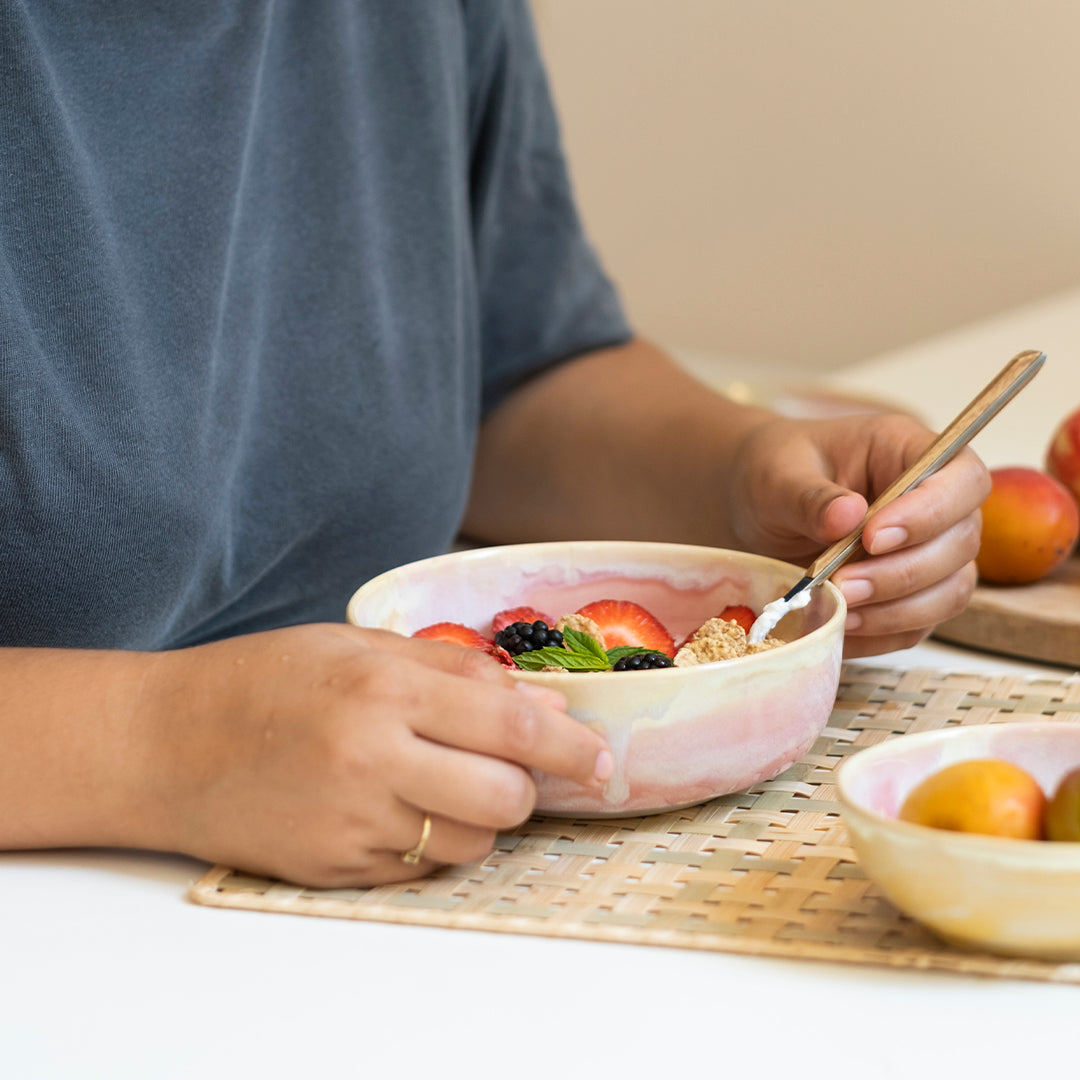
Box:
[747,586,812,644]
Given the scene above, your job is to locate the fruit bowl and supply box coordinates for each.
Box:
[837,721,1080,960]
[346,540,845,816]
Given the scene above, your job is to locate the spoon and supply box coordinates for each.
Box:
[747,348,1047,644]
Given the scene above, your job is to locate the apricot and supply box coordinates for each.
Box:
[975,466,1079,585]
[898,758,1046,839]
[1046,405,1080,508]
[1045,766,1080,842]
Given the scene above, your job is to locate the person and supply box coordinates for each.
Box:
[0,1,988,888]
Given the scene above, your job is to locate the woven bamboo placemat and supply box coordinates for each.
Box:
[189,665,1080,984]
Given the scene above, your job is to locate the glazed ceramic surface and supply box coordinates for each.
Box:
[346,541,845,816]
[838,721,1080,960]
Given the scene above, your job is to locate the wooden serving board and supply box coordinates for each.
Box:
[934,554,1080,668]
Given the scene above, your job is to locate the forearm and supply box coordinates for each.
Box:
[0,647,170,851]
[463,338,775,546]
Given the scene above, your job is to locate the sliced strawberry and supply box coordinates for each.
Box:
[488,643,516,669]
[491,605,556,634]
[412,622,514,668]
[676,605,758,649]
[574,599,675,656]
[718,605,756,635]
[412,622,492,650]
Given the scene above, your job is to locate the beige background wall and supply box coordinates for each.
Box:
[532,1,1080,373]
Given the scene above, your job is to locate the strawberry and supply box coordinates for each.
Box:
[488,644,517,669]
[412,622,492,650]
[717,605,756,635]
[675,604,758,650]
[412,621,517,668]
[491,605,555,634]
[574,599,675,657]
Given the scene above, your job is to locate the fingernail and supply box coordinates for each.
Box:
[868,526,907,554]
[844,611,863,632]
[593,749,615,783]
[839,578,873,605]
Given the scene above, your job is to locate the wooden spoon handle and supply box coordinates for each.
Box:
[802,348,1046,585]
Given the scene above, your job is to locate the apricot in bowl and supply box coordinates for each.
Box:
[1045,766,1080,842]
[898,758,1046,840]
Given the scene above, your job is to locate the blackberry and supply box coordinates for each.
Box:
[612,652,673,672]
[494,620,564,657]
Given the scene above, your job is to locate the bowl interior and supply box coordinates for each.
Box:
[839,721,1080,822]
[346,540,841,649]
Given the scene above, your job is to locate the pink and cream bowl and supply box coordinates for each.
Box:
[346,540,846,817]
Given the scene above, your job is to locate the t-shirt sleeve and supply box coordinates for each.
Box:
[465,0,633,417]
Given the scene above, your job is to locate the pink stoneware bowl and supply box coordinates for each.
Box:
[837,721,1080,960]
[346,541,845,817]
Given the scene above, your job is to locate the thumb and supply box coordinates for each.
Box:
[732,422,872,557]
[819,490,870,543]
[782,480,868,549]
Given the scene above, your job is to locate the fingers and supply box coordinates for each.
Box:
[840,626,932,660]
[805,439,988,657]
[359,625,514,685]
[861,447,990,554]
[393,719,550,830]
[350,625,610,791]
[356,671,612,885]
[837,509,982,605]
[820,490,870,542]
[404,669,611,792]
[351,808,504,886]
[375,646,613,880]
[391,809,497,870]
[349,627,613,859]
[832,446,985,650]
[834,521,980,651]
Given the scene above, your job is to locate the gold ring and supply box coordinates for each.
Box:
[401,813,432,865]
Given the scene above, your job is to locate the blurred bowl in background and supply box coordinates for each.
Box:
[837,721,1080,960]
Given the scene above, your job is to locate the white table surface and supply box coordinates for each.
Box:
[6,293,1080,1080]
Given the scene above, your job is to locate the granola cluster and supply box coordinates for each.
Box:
[672,616,784,668]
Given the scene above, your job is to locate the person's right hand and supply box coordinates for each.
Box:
[137,623,613,887]
[723,411,988,657]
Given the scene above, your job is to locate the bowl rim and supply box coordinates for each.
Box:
[836,720,1080,853]
[345,539,846,680]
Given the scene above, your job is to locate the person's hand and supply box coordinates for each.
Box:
[725,412,990,657]
[138,623,612,887]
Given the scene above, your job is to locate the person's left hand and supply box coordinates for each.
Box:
[724,411,990,657]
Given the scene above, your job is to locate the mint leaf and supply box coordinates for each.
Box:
[511,625,643,673]
[512,647,611,672]
[605,645,665,663]
[560,625,608,662]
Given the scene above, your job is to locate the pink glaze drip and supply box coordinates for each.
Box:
[536,649,842,815]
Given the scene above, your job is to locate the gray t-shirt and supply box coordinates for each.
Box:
[0,1,630,649]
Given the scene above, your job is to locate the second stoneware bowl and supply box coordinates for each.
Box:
[837,721,1080,960]
[346,540,846,816]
